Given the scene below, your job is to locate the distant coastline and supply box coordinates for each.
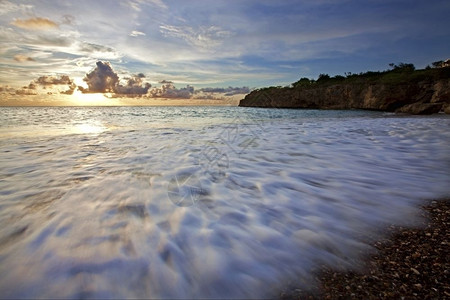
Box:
[240,62,450,115]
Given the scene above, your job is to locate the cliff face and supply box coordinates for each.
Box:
[239,72,450,114]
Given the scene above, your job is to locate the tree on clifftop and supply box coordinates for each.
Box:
[293,77,313,88]
[317,73,331,82]
[389,63,415,72]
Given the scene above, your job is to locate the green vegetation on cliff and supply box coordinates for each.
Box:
[267,62,450,91]
[240,61,450,114]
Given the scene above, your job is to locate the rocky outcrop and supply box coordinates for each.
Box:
[239,69,450,114]
[396,102,443,115]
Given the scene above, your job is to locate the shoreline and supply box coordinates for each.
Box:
[280,199,449,299]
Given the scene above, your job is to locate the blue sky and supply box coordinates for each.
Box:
[1,0,449,92]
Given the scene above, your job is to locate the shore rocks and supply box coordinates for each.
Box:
[445,105,450,114]
[280,200,450,299]
[397,102,443,115]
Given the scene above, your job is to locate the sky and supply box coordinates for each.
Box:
[0,0,449,105]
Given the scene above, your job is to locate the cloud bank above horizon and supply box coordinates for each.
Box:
[0,0,449,102]
[0,59,250,104]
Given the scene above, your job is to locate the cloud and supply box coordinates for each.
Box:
[146,0,168,9]
[75,42,121,59]
[13,82,40,95]
[80,61,119,93]
[11,17,58,30]
[0,73,81,97]
[127,0,168,11]
[75,60,246,99]
[159,24,232,50]
[79,42,114,53]
[61,84,76,95]
[115,73,151,95]
[0,85,16,94]
[35,75,73,85]
[130,30,145,37]
[148,81,194,98]
[14,54,35,62]
[192,94,225,100]
[21,75,77,95]
[15,88,37,95]
[61,15,75,26]
[197,86,250,96]
[80,61,150,94]
[0,1,32,16]
[28,34,73,47]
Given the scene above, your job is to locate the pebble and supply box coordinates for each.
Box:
[280,200,449,300]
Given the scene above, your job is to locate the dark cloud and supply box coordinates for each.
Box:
[193,94,225,100]
[0,85,16,94]
[43,61,246,98]
[148,82,248,99]
[197,86,250,96]
[80,61,119,93]
[35,75,73,85]
[15,88,37,95]
[159,80,173,84]
[80,61,150,94]
[60,84,76,95]
[115,74,151,95]
[14,75,76,95]
[149,81,194,98]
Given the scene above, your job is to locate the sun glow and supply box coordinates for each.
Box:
[71,89,109,106]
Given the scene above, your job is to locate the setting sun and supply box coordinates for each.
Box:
[70,89,109,106]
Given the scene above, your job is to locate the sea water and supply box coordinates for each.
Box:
[0,106,449,298]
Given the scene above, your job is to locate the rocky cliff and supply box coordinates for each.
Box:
[239,67,450,114]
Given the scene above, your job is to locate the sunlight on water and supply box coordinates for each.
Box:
[73,123,107,134]
[0,107,449,299]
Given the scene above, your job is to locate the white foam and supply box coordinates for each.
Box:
[0,107,449,298]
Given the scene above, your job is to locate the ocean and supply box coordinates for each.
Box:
[0,106,449,298]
